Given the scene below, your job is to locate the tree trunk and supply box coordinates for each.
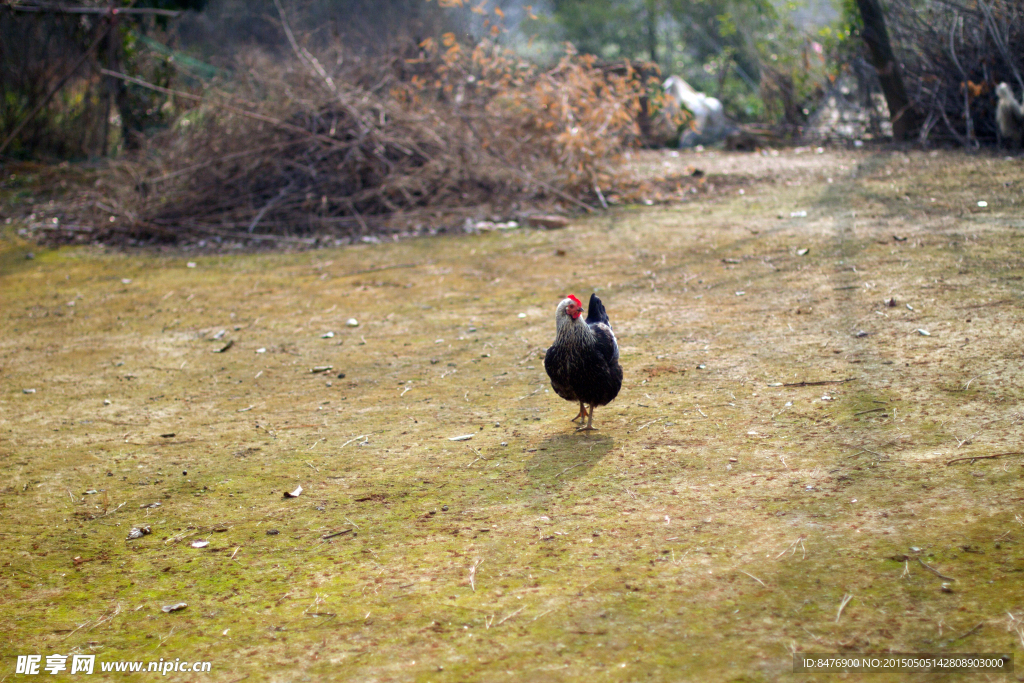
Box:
[645,0,658,64]
[854,0,919,140]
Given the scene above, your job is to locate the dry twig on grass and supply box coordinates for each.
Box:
[948,621,985,643]
[321,529,352,540]
[916,558,956,582]
[739,570,766,587]
[469,558,483,592]
[835,594,853,623]
[781,378,858,387]
[775,536,807,560]
[947,452,1024,465]
[497,607,525,625]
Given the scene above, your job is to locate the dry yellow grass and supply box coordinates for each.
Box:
[2,147,1024,681]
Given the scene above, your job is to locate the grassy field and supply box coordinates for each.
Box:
[2,147,1024,682]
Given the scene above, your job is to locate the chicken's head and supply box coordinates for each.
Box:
[563,295,583,320]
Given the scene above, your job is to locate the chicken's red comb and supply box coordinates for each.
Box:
[567,295,582,307]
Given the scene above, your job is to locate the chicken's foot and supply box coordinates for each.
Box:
[575,404,598,432]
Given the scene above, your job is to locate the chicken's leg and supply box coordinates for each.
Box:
[576,404,597,432]
[571,401,588,422]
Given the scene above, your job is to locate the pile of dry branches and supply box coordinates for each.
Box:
[60,24,660,245]
[887,0,1024,146]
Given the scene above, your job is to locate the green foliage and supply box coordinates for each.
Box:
[715,12,737,38]
[532,0,856,127]
[137,0,209,29]
[752,5,845,128]
[0,0,212,160]
[838,0,862,31]
[549,0,653,61]
[0,9,108,159]
[543,0,780,121]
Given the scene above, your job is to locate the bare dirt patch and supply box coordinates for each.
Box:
[2,147,1023,681]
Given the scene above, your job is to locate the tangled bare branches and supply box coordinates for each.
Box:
[885,0,1024,147]
[60,31,659,245]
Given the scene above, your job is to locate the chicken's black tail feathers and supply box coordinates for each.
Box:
[585,293,610,327]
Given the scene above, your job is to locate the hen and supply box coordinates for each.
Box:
[996,82,1024,149]
[544,293,623,431]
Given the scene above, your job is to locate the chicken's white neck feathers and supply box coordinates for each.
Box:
[554,299,596,345]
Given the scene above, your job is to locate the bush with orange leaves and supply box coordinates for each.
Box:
[397,35,663,203]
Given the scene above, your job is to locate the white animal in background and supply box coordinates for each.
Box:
[663,75,732,147]
[996,82,1024,149]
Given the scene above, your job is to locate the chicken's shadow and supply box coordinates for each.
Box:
[524,432,614,488]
